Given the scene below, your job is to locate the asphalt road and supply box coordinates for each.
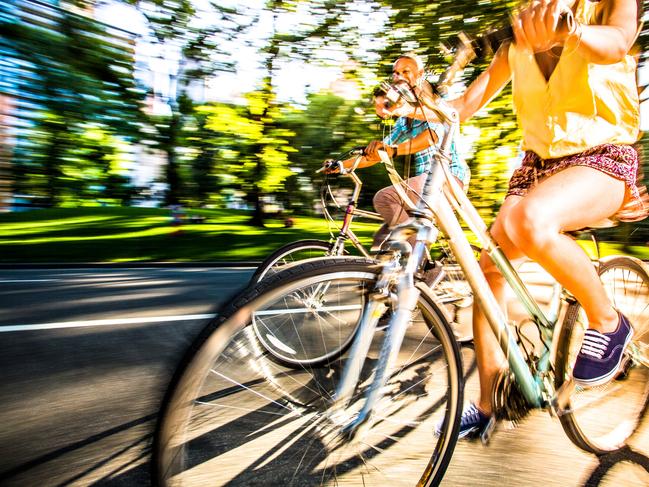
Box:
[0,266,647,486]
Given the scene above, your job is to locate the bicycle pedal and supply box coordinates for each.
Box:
[479,416,497,446]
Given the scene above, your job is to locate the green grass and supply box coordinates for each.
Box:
[0,207,378,262]
[0,207,646,263]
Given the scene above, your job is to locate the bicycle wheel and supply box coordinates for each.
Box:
[155,257,463,486]
[555,255,649,454]
[429,242,479,343]
[251,240,347,365]
[249,239,333,284]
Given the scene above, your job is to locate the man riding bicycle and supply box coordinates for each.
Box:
[326,53,470,255]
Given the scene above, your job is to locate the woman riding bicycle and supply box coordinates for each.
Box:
[411,0,646,437]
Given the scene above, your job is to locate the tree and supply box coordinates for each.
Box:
[127,0,242,206]
[279,90,390,212]
[198,98,295,216]
[1,0,144,205]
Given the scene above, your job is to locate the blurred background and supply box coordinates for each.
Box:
[1,0,648,262]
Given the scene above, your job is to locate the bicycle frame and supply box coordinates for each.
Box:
[322,167,384,258]
[333,108,570,433]
[430,149,560,407]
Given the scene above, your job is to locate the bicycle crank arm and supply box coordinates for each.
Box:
[551,378,575,416]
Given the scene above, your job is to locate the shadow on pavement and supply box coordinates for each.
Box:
[583,446,649,486]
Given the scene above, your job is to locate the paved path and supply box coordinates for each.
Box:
[0,265,647,486]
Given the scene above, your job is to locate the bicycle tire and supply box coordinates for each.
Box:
[251,237,474,362]
[250,239,359,366]
[154,256,463,486]
[555,255,649,454]
[249,239,334,285]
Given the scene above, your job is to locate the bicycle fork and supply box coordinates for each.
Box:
[332,246,424,438]
[347,278,420,436]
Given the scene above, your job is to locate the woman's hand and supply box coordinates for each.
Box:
[512,0,576,52]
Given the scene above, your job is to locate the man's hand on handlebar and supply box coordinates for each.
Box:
[364,141,395,161]
[320,146,382,175]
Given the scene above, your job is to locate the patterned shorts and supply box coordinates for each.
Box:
[507,144,648,222]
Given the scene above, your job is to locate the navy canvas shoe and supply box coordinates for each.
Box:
[436,403,494,440]
[572,312,634,387]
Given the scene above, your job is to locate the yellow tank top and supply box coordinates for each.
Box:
[508,0,640,159]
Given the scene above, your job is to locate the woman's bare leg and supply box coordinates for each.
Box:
[504,166,625,333]
[473,196,527,414]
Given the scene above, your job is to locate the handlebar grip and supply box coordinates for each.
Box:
[437,10,574,94]
[473,10,574,58]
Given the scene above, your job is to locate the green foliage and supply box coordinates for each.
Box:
[5,0,648,248]
[196,98,295,200]
[464,86,521,225]
[279,90,391,211]
[2,0,144,205]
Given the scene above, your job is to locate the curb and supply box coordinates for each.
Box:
[0,262,261,269]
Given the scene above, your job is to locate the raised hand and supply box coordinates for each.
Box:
[512,0,576,52]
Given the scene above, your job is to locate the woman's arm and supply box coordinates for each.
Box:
[513,0,640,64]
[447,43,512,122]
[575,0,639,63]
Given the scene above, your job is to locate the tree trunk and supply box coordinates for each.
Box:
[43,126,65,207]
[248,146,265,226]
[165,148,181,206]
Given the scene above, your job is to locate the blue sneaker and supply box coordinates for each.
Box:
[572,313,634,387]
[436,403,494,439]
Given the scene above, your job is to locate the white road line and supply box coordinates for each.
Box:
[0,279,57,283]
[0,313,216,332]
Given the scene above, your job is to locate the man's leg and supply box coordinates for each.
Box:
[372,174,426,249]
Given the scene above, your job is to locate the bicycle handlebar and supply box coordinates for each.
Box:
[317,146,366,174]
[436,11,574,94]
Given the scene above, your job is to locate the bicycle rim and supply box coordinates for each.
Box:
[556,256,649,454]
[156,260,462,486]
